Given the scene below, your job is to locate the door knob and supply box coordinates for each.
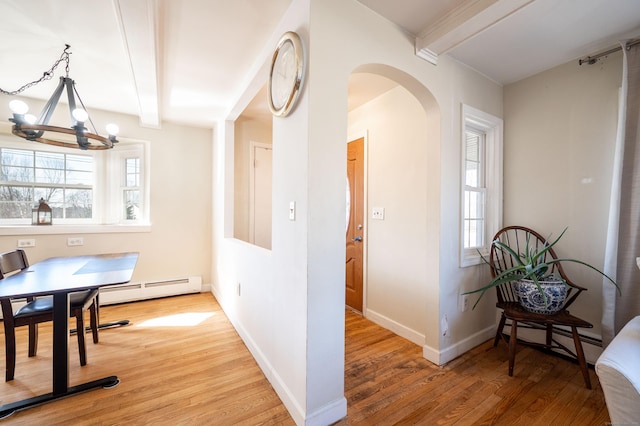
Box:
[352,236,363,242]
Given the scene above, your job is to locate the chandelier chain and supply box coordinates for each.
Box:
[0,44,71,96]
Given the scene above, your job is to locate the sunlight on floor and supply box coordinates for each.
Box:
[136,312,215,327]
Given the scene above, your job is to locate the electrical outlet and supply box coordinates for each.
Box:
[460,294,469,312]
[289,201,296,221]
[17,239,35,248]
[67,237,84,246]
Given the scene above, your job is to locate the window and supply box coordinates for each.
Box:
[460,105,503,267]
[463,129,485,250]
[0,137,148,226]
[124,157,141,220]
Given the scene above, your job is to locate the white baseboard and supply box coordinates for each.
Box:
[211,286,308,425]
[365,309,497,366]
[211,286,347,425]
[305,397,348,426]
[365,308,425,346]
[424,325,496,366]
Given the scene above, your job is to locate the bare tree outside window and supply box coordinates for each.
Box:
[1,141,146,225]
[0,147,93,220]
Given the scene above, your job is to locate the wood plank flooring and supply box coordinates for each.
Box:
[0,293,610,425]
[338,310,610,425]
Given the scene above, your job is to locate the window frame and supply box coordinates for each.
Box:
[104,142,150,225]
[0,134,150,233]
[0,146,97,224]
[460,104,503,267]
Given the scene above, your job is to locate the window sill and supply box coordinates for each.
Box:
[0,224,151,236]
[460,249,488,268]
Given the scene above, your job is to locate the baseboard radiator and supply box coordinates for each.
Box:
[99,276,202,305]
[0,276,202,319]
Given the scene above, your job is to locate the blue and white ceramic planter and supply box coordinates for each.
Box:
[515,278,567,315]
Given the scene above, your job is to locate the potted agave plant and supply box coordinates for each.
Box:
[466,227,620,314]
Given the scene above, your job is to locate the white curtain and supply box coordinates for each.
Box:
[602,41,640,346]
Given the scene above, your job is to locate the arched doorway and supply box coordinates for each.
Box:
[346,65,441,348]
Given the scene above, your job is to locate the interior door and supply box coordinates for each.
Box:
[346,137,364,312]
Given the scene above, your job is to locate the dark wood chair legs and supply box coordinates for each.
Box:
[494,313,506,347]
[76,308,87,366]
[497,309,593,390]
[2,294,99,381]
[27,324,38,357]
[508,318,518,377]
[572,326,591,389]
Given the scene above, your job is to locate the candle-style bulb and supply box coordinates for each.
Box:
[72,108,88,123]
[9,100,29,115]
[106,123,119,136]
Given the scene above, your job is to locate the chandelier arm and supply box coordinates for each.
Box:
[28,76,67,140]
[65,78,79,125]
[38,77,67,126]
[73,84,99,135]
[12,125,113,150]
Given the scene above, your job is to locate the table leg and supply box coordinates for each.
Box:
[52,292,70,395]
[0,376,120,419]
[71,319,130,335]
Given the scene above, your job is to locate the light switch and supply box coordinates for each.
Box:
[289,201,296,221]
[371,207,385,220]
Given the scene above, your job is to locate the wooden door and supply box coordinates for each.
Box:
[346,138,364,312]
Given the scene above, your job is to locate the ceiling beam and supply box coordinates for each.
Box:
[415,0,534,65]
[113,0,160,127]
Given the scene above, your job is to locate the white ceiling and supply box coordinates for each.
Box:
[0,0,639,130]
[360,0,640,84]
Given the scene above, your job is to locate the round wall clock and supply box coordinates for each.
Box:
[268,31,305,117]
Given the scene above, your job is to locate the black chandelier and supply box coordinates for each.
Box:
[1,45,118,150]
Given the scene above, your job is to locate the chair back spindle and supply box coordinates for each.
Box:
[488,226,584,310]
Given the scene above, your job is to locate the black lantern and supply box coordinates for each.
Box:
[32,198,52,225]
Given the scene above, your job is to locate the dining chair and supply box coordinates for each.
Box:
[0,249,100,381]
[489,226,593,389]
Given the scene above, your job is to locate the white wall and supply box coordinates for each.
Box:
[503,51,622,339]
[0,100,213,286]
[233,116,272,242]
[348,85,430,340]
[212,0,504,424]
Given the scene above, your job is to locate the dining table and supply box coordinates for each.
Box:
[0,252,139,419]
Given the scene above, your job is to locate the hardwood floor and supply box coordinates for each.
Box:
[338,310,610,425]
[0,293,610,425]
[0,293,292,425]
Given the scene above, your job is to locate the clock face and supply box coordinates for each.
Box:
[271,41,296,111]
[268,32,304,117]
